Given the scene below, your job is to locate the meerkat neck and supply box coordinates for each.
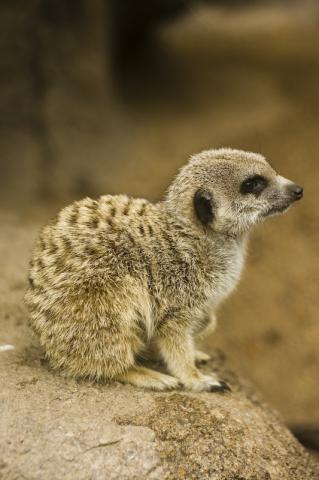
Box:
[158,201,201,238]
[158,200,248,246]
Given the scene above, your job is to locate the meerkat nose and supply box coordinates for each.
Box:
[289,184,303,201]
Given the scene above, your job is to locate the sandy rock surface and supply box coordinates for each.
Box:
[1,213,318,480]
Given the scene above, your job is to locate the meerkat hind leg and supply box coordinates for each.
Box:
[195,350,211,365]
[194,312,216,365]
[195,312,217,341]
[116,365,180,391]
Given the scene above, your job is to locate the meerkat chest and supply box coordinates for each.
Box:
[204,239,247,309]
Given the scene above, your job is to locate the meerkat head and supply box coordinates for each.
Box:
[165,148,303,235]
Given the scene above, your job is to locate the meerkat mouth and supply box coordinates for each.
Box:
[262,204,291,217]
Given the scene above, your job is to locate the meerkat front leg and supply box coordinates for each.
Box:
[155,323,230,393]
[194,312,218,365]
[117,365,179,391]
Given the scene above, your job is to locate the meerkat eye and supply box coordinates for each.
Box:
[240,175,268,195]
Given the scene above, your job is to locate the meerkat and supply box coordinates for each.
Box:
[24,148,303,392]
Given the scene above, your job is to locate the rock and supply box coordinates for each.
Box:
[0,214,318,480]
[1,346,319,480]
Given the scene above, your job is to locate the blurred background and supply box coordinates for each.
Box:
[1,0,318,446]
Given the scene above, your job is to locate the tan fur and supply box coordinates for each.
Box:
[24,148,302,391]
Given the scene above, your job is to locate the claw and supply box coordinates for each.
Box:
[209,380,231,393]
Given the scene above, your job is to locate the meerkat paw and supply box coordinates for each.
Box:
[195,350,211,365]
[183,374,231,393]
[117,366,180,391]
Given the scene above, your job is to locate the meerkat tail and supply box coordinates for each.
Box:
[116,365,180,391]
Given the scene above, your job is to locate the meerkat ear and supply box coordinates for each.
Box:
[193,189,215,226]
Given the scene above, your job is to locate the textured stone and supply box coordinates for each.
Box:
[0,214,318,480]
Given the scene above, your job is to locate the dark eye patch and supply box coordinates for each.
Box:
[240,175,268,195]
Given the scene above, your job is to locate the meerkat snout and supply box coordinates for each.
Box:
[287,184,303,201]
[255,174,304,219]
[25,147,303,393]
